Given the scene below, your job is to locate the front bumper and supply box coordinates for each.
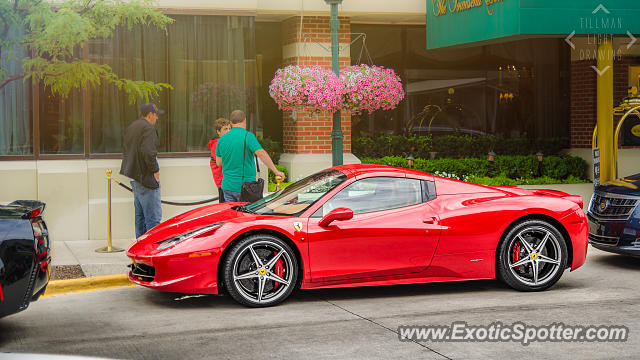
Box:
[590,242,640,257]
[127,249,223,295]
[587,213,640,257]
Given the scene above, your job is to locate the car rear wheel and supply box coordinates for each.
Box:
[223,234,298,307]
[497,220,568,291]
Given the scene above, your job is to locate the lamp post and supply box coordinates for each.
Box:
[487,150,496,163]
[326,0,344,166]
[536,151,544,177]
[406,154,415,169]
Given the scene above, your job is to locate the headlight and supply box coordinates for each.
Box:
[155,223,223,250]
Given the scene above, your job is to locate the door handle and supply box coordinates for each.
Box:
[423,217,438,224]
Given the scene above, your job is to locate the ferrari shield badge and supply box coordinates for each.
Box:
[293,222,303,232]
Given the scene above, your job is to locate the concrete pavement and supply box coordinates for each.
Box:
[51,238,133,278]
[4,247,639,360]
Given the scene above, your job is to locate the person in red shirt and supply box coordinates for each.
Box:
[208,118,231,202]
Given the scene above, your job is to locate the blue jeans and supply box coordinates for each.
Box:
[131,180,162,238]
[222,189,242,202]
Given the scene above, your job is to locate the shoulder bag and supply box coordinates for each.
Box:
[239,132,265,203]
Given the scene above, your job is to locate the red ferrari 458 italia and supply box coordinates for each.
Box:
[127,164,588,307]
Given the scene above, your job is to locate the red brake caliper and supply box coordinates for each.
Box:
[512,242,521,270]
[272,251,285,290]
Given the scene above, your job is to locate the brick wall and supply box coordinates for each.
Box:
[570,56,640,148]
[280,16,352,154]
[570,60,597,148]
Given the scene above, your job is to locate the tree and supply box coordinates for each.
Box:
[0,0,174,104]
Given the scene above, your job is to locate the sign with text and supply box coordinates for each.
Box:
[426,0,640,50]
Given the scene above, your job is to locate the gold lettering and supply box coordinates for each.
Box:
[485,0,504,16]
[432,0,448,16]
[432,0,505,17]
[448,0,456,14]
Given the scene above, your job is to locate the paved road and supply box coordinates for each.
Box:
[1,247,639,360]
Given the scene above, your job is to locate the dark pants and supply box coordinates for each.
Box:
[131,180,162,238]
[218,187,225,203]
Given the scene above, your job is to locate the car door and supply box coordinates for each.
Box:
[307,176,441,283]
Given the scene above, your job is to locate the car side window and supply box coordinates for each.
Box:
[320,177,422,216]
[421,180,436,201]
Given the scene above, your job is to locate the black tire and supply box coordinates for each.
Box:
[223,234,298,307]
[496,219,568,291]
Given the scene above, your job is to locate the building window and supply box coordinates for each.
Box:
[350,25,570,140]
[89,15,257,154]
[0,28,32,156]
[39,88,84,154]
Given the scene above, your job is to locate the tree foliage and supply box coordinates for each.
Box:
[0,0,174,103]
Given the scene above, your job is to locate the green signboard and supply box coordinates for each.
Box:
[426,0,640,49]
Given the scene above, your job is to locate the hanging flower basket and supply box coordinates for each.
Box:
[340,65,405,114]
[269,65,344,114]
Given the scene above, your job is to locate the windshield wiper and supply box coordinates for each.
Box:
[236,205,256,214]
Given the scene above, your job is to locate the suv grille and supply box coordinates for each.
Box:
[589,192,639,221]
[588,233,619,246]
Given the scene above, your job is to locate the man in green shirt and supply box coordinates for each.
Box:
[215,110,285,202]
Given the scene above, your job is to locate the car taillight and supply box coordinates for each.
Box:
[31,219,49,264]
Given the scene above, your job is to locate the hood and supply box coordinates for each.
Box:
[597,174,640,196]
[136,202,250,244]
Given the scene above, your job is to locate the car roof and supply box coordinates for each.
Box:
[332,164,433,180]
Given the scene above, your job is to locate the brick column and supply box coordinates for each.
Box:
[278,16,360,180]
[570,60,597,148]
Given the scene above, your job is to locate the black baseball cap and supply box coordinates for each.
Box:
[140,103,165,116]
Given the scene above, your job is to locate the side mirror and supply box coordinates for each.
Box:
[319,207,353,227]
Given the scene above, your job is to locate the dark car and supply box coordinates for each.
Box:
[587,175,640,257]
[0,200,50,318]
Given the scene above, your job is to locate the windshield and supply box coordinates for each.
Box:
[244,169,348,216]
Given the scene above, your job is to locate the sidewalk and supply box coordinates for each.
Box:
[51,238,133,278]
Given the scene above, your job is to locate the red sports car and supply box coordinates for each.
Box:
[127,164,588,307]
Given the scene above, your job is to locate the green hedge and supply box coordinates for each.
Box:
[352,134,433,159]
[353,134,567,159]
[361,155,588,185]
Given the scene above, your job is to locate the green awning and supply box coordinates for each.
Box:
[426,0,640,50]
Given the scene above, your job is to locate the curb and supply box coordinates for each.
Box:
[43,273,133,298]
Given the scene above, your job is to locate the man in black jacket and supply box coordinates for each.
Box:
[120,103,163,238]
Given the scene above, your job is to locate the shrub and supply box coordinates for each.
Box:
[361,155,587,184]
[354,134,567,159]
[268,181,293,192]
[352,134,432,159]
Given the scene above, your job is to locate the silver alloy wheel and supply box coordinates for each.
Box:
[507,226,562,286]
[232,240,294,304]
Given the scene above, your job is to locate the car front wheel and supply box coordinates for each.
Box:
[223,234,298,307]
[497,220,568,291]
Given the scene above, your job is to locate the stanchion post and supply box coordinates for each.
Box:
[96,169,124,253]
[276,175,282,191]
